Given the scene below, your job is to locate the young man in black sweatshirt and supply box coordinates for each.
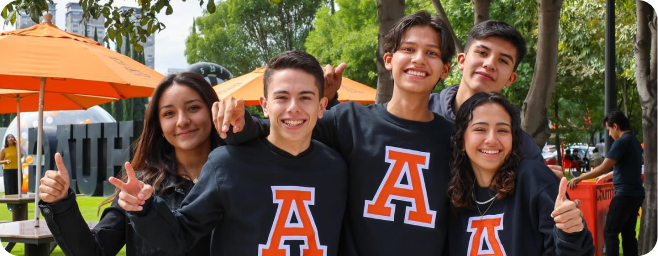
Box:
[111,51,348,255]
[214,11,457,255]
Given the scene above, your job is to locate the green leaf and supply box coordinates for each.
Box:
[207,1,216,13]
[116,33,123,49]
[166,4,173,15]
[134,44,144,53]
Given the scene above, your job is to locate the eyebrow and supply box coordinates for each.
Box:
[471,121,512,128]
[475,44,515,63]
[160,99,203,110]
[272,90,316,96]
[400,41,441,50]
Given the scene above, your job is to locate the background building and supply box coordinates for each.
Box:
[16,3,57,29]
[118,6,155,69]
[64,2,106,43]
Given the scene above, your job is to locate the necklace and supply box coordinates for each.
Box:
[472,182,497,204]
[472,182,498,219]
[475,197,496,219]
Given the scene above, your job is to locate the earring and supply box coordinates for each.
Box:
[461,150,465,156]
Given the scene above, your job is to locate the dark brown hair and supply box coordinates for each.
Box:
[447,92,523,211]
[99,72,222,214]
[263,50,325,99]
[383,10,456,65]
[463,20,527,71]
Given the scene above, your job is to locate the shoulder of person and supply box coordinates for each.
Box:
[516,158,559,186]
[311,140,344,162]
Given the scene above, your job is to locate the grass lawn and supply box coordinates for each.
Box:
[0,194,127,256]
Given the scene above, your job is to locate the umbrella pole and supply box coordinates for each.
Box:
[16,98,22,197]
[34,78,45,226]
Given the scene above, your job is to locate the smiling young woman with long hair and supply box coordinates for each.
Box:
[37,72,222,256]
[446,92,595,256]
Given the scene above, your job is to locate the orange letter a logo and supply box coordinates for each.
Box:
[259,186,327,256]
[466,213,506,256]
[363,146,436,228]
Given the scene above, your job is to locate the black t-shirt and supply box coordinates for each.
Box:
[607,132,645,196]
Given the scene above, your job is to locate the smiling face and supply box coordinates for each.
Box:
[5,135,15,146]
[158,83,212,152]
[261,69,328,152]
[458,36,518,97]
[384,25,451,95]
[464,103,513,177]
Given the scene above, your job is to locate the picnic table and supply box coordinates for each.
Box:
[0,219,97,255]
[0,194,36,222]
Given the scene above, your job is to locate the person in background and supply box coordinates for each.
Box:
[0,134,18,211]
[568,110,644,256]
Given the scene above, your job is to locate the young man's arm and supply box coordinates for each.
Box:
[212,98,342,148]
[567,158,616,188]
[126,154,226,254]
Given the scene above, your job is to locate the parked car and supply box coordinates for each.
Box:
[543,144,594,170]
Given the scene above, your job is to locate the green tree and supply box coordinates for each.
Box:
[305,0,379,87]
[2,0,217,52]
[185,0,324,76]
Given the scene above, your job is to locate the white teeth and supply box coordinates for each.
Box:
[406,70,427,77]
[480,149,500,154]
[283,120,304,126]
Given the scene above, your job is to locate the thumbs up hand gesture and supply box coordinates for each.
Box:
[108,162,153,212]
[39,153,71,203]
[552,177,585,233]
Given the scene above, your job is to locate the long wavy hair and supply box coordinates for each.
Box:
[4,134,15,147]
[447,92,523,211]
[99,72,222,213]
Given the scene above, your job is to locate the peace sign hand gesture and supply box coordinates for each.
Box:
[108,162,153,212]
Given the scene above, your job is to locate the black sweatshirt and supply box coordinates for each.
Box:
[227,102,454,255]
[127,138,348,256]
[447,160,595,256]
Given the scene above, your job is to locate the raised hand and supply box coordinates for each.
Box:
[211,97,246,139]
[552,177,584,233]
[108,162,153,212]
[323,63,347,100]
[39,153,70,203]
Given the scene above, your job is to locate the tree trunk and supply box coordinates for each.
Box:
[374,0,404,104]
[472,0,491,25]
[520,0,563,149]
[636,2,657,253]
[430,0,464,53]
[622,79,629,116]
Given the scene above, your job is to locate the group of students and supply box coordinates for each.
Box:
[36,11,597,256]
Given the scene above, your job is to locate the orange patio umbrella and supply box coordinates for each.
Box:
[0,15,163,226]
[0,90,117,197]
[214,66,376,105]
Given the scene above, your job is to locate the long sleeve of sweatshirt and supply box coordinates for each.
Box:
[40,190,126,256]
[127,156,225,254]
[535,186,595,256]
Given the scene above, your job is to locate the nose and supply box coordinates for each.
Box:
[484,130,497,145]
[411,50,426,66]
[482,55,496,71]
[286,99,302,114]
[177,112,191,127]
